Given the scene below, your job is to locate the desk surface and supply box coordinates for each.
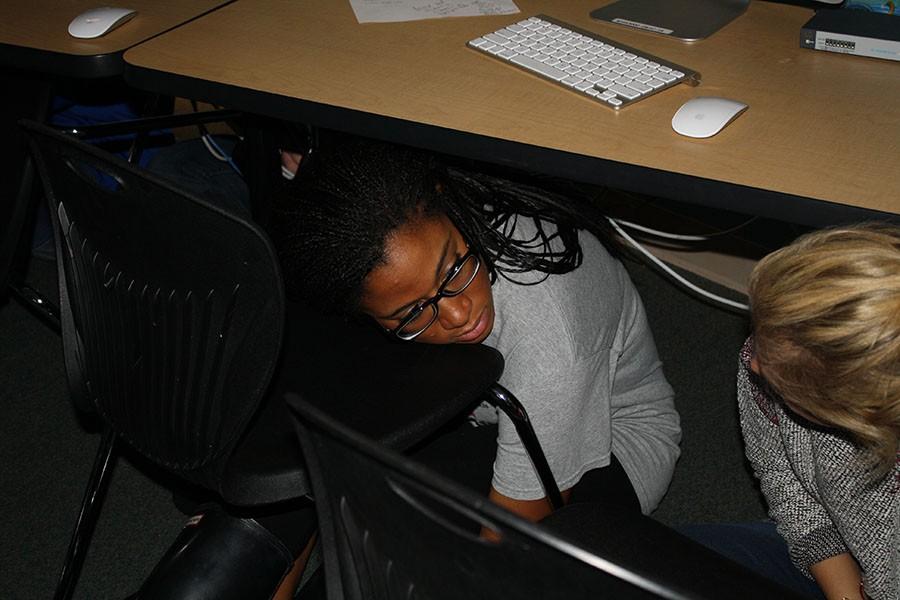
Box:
[124,0,900,225]
[0,0,230,77]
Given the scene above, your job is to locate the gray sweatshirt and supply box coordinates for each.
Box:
[480,229,681,513]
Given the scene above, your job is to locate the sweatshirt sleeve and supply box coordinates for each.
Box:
[608,274,681,514]
[736,348,849,576]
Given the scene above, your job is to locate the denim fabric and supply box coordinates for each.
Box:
[679,520,825,599]
[145,137,250,217]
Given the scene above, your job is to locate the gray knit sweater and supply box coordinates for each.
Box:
[738,337,899,599]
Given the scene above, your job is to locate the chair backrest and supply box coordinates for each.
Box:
[22,120,285,490]
[290,393,727,600]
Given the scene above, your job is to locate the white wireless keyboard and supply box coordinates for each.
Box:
[468,15,700,110]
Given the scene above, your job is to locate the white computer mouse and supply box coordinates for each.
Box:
[68,7,137,39]
[671,97,748,139]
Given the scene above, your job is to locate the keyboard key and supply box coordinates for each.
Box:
[607,83,640,99]
[627,80,652,93]
[509,54,569,81]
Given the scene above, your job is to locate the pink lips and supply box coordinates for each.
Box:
[457,306,492,343]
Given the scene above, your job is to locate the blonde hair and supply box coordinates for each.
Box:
[749,223,900,477]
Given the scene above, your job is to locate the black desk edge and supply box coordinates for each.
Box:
[124,64,899,229]
[1,44,123,79]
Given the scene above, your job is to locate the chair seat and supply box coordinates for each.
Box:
[220,302,504,505]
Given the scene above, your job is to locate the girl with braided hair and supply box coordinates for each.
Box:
[272,134,681,525]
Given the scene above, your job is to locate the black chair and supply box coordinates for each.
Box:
[288,393,807,600]
[4,103,246,327]
[21,119,560,600]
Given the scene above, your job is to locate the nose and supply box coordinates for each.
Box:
[437,293,472,329]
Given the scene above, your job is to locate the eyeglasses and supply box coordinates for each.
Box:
[389,249,481,341]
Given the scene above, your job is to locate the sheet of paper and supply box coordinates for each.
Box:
[349,0,520,24]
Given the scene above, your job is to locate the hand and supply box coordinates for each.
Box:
[279,151,303,179]
[841,580,867,600]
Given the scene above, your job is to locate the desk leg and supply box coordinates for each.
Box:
[0,73,51,299]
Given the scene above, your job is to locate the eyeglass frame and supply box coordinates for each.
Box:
[387,249,481,341]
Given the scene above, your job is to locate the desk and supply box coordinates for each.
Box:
[123,0,899,226]
[0,0,231,78]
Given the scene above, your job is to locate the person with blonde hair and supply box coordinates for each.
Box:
[685,223,900,600]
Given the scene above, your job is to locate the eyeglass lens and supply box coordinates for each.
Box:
[397,253,479,338]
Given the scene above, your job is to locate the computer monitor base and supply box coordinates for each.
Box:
[590,0,750,42]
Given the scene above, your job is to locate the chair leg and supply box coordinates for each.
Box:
[485,383,564,510]
[53,426,118,600]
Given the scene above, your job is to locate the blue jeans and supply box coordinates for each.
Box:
[679,521,825,599]
[146,137,250,217]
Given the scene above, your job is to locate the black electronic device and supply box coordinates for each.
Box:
[800,9,900,62]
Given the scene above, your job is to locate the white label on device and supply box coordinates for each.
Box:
[612,18,673,35]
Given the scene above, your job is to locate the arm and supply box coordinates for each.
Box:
[737,365,850,581]
[809,554,865,600]
[607,279,681,513]
[482,486,573,540]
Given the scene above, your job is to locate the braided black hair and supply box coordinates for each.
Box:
[270,134,619,316]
